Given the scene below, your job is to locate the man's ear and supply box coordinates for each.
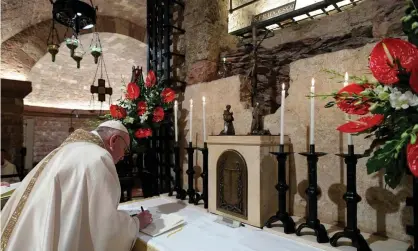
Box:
[109,134,118,148]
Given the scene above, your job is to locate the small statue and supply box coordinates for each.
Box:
[249,102,271,135]
[220,105,235,135]
[131,66,142,83]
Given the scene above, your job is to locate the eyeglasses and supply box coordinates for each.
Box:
[117,136,130,155]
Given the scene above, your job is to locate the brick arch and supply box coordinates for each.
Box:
[0,15,146,80]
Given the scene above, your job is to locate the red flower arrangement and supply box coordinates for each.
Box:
[321,36,418,188]
[108,67,176,144]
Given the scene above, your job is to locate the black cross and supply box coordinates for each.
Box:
[90,78,112,102]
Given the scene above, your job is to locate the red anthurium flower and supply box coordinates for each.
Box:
[336,83,370,115]
[152,107,164,122]
[126,82,140,100]
[369,38,418,85]
[407,136,418,178]
[137,101,147,116]
[336,114,384,133]
[135,128,152,139]
[109,105,127,119]
[161,88,175,103]
[145,70,157,88]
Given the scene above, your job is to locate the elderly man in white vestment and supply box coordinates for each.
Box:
[1,120,152,251]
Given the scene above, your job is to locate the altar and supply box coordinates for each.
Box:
[119,196,329,251]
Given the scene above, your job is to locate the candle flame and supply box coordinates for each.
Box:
[190,99,193,105]
[311,78,315,87]
[282,83,285,90]
[202,96,206,102]
[174,100,178,106]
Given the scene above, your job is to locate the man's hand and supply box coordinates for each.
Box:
[137,210,153,230]
[1,182,10,187]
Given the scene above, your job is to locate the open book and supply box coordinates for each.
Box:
[1,182,21,199]
[140,212,185,237]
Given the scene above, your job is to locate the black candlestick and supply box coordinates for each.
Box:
[406,175,418,251]
[330,145,371,250]
[174,143,186,200]
[194,142,209,208]
[265,144,296,234]
[185,142,195,204]
[296,144,329,243]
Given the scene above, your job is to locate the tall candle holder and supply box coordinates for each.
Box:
[185,142,195,204]
[173,142,186,200]
[296,144,329,243]
[330,145,371,250]
[406,174,418,251]
[194,142,209,209]
[265,144,296,234]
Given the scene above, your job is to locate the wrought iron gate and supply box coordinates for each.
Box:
[138,0,186,197]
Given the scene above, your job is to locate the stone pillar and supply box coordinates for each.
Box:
[1,78,32,167]
[184,0,237,85]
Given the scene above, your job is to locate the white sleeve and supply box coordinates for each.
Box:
[87,155,139,251]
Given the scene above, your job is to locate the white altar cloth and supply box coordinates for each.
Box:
[118,197,327,251]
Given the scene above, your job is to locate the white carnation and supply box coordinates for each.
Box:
[389,89,418,110]
[140,111,150,123]
[123,116,135,124]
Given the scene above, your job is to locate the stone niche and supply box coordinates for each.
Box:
[1,78,32,166]
[207,135,290,228]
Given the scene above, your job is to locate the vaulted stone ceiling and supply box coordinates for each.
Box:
[1,0,148,110]
[1,0,147,80]
[25,32,147,110]
[1,0,146,42]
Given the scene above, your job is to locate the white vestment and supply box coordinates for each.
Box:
[1,129,139,251]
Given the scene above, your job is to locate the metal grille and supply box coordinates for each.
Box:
[140,0,185,197]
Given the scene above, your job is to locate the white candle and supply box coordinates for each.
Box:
[344,72,353,145]
[174,100,178,142]
[280,83,286,145]
[310,78,315,145]
[202,96,207,142]
[189,99,193,143]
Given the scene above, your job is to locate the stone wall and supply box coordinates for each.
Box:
[1,79,32,167]
[221,0,406,114]
[184,0,237,85]
[23,107,103,163]
[183,62,412,242]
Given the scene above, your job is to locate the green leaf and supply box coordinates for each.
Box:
[384,166,404,189]
[371,104,390,115]
[366,140,398,174]
[411,133,417,144]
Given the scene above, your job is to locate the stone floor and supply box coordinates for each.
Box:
[154,194,411,251]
